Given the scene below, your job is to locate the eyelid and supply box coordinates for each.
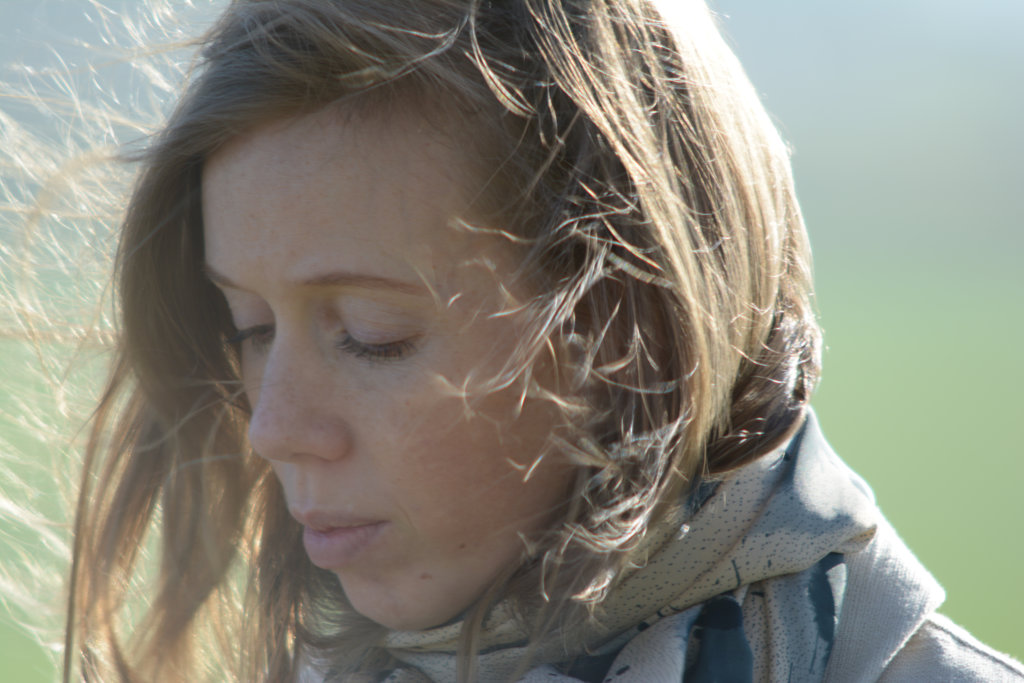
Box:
[226,323,275,346]
[226,323,419,363]
[336,334,420,362]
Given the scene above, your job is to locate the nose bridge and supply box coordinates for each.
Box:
[247,336,350,463]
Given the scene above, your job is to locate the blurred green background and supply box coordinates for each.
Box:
[2,0,1021,679]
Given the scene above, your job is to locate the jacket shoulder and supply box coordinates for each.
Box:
[879,613,1024,682]
[823,513,1022,682]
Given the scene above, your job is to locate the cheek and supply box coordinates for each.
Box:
[389,403,510,495]
[368,302,572,534]
[386,387,570,529]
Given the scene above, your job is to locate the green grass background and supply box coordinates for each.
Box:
[2,0,1021,679]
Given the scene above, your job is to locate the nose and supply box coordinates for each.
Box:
[246,340,353,464]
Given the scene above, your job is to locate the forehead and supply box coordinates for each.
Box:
[201,105,516,296]
[210,105,467,188]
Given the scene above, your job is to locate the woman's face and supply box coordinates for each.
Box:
[203,106,573,631]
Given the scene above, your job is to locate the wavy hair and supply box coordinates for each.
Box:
[64,0,820,680]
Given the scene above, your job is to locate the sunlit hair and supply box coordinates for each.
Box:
[64,0,820,680]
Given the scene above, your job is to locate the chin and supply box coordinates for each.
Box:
[339,577,464,632]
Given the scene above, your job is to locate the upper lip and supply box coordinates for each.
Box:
[289,508,385,532]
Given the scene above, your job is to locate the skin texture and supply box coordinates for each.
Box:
[202,105,574,631]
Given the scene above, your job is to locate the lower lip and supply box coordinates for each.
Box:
[303,522,388,569]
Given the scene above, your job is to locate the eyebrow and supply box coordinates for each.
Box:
[203,263,428,295]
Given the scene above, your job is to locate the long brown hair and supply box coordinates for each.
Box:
[64,0,820,680]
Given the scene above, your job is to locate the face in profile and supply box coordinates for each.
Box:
[202,105,574,631]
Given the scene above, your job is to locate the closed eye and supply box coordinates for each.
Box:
[227,324,417,362]
[337,334,418,361]
[226,324,275,352]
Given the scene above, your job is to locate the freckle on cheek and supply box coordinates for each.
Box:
[458,543,467,550]
[420,572,432,580]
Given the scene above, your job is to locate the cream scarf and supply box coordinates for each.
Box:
[361,414,880,682]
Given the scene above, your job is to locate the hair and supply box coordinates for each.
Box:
[63,0,820,680]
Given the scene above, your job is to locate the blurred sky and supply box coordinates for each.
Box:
[4,0,1021,269]
[716,0,1024,271]
[2,0,1022,675]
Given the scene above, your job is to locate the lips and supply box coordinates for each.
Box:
[291,510,388,569]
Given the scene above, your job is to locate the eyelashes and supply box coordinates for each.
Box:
[336,334,417,361]
[226,324,417,362]
[226,324,275,352]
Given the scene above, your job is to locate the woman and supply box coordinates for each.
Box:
[62,0,1023,681]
